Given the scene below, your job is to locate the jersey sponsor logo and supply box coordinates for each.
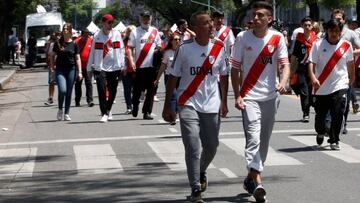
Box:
[260,56,272,65]
[140,39,155,44]
[113,41,121,49]
[190,66,213,76]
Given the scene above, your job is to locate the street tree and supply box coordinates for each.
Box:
[58,0,95,30]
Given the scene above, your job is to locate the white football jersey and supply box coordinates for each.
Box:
[231,29,289,101]
[169,39,229,113]
[309,38,353,95]
[162,49,175,75]
[128,26,162,68]
[214,25,235,57]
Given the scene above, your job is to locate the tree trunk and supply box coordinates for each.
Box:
[307,0,319,21]
[357,0,360,23]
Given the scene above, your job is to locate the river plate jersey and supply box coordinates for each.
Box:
[214,25,235,57]
[128,26,162,68]
[169,38,229,113]
[231,29,289,101]
[309,38,353,95]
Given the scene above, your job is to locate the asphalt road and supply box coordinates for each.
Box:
[0,69,359,203]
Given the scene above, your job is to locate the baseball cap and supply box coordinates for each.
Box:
[102,14,114,22]
[140,10,151,17]
[212,11,225,18]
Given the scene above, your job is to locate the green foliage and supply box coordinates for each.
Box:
[93,2,133,27]
[58,0,95,30]
[320,0,355,9]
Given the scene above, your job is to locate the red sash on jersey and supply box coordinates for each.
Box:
[103,38,113,58]
[178,42,223,105]
[218,27,231,41]
[296,32,317,64]
[136,28,158,69]
[240,35,281,98]
[315,41,350,94]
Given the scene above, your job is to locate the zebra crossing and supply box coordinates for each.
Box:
[1,132,360,179]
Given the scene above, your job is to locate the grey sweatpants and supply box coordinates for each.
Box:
[242,97,279,172]
[179,106,220,190]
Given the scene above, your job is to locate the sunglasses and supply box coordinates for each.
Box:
[173,38,181,41]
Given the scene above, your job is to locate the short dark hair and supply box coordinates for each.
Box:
[176,19,187,27]
[325,19,344,31]
[212,10,224,18]
[331,8,346,20]
[252,1,273,16]
[301,16,312,24]
[190,11,208,27]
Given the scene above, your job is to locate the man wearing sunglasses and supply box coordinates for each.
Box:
[87,14,125,122]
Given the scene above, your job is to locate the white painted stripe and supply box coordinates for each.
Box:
[290,136,360,163]
[0,147,37,178]
[221,138,303,166]
[219,168,238,178]
[148,141,215,171]
[1,128,360,146]
[73,144,122,174]
[158,119,167,123]
[168,128,178,133]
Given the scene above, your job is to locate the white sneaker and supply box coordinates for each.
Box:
[140,91,145,100]
[64,114,71,121]
[100,114,108,123]
[57,110,63,121]
[108,112,113,120]
[253,184,266,202]
[330,143,341,150]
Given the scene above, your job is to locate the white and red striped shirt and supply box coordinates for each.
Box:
[128,26,162,68]
[309,38,353,95]
[169,38,229,113]
[231,29,289,101]
[214,25,235,57]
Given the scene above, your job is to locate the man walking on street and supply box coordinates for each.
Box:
[128,11,162,120]
[75,29,94,107]
[87,14,125,122]
[212,11,235,58]
[163,11,229,203]
[230,1,290,202]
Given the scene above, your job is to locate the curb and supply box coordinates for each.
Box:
[0,67,18,90]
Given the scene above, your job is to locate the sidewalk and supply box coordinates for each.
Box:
[0,56,24,90]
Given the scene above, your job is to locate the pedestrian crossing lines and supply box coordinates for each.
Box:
[220,138,304,166]
[147,141,215,171]
[290,136,360,163]
[73,144,123,174]
[0,147,37,178]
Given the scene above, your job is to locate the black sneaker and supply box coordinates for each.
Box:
[343,127,348,134]
[190,188,203,203]
[75,102,80,107]
[132,106,138,117]
[302,115,309,123]
[316,134,324,145]
[200,172,208,192]
[88,102,94,107]
[243,177,256,195]
[253,184,266,202]
[44,98,54,105]
[143,113,154,120]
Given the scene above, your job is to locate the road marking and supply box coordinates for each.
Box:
[73,144,123,174]
[0,147,37,178]
[221,138,303,166]
[168,128,178,133]
[1,128,360,146]
[148,141,214,171]
[219,168,238,178]
[290,136,360,163]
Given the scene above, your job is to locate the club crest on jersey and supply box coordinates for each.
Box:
[208,56,215,64]
[223,32,228,38]
[340,48,344,55]
[267,45,274,53]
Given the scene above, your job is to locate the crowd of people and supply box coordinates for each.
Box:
[42,1,359,202]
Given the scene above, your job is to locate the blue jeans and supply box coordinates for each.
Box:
[56,66,76,114]
[121,72,134,110]
[164,74,178,113]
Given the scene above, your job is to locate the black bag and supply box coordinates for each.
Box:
[152,49,163,70]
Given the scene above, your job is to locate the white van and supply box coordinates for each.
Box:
[25,12,64,67]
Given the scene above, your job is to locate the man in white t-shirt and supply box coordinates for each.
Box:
[309,19,355,150]
[128,10,162,120]
[162,11,229,203]
[212,11,235,58]
[230,2,290,202]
